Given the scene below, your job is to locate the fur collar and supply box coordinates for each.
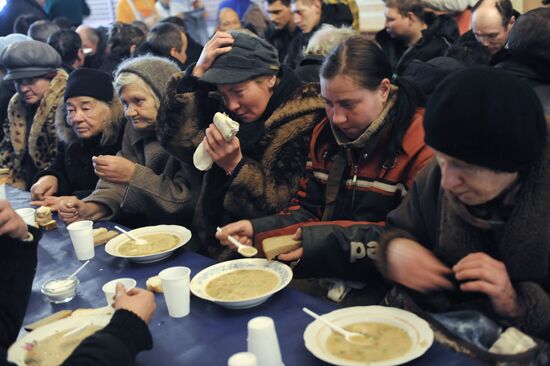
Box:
[7,69,67,168]
[55,91,126,147]
[437,138,550,281]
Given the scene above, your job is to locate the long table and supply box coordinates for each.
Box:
[7,186,483,365]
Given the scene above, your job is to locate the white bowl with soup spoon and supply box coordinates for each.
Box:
[190,258,293,309]
[105,225,192,263]
[303,306,434,366]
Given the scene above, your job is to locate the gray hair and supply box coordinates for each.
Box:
[304,24,356,57]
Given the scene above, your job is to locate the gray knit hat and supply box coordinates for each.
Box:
[114,55,179,100]
[200,31,280,85]
[2,40,61,81]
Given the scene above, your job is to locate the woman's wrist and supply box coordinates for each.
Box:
[224,156,243,176]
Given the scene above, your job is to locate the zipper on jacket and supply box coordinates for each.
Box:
[350,150,359,208]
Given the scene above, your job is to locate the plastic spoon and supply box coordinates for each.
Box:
[114,225,147,245]
[216,227,258,257]
[302,307,372,346]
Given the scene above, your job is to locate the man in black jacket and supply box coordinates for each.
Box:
[264,0,301,63]
[0,199,156,365]
[375,0,458,75]
[284,0,353,69]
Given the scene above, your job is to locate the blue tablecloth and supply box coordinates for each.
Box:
[7,186,483,366]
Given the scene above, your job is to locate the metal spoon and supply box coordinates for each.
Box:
[302,307,372,346]
[114,225,148,245]
[216,227,258,257]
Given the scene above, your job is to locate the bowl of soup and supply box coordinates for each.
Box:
[190,258,293,309]
[105,225,192,263]
[303,306,434,366]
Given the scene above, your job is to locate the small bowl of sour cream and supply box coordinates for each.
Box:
[41,277,80,303]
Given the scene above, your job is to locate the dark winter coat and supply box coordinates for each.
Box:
[0,0,46,36]
[375,12,459,75]
[378,144,550,344]
[33,93,126,199]
[158,66,325,257]
[264,25,302,64]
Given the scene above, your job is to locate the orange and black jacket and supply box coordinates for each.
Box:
[251,110,433,280]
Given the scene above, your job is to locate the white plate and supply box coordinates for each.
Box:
[190,258,293,309]
[304,306,434,366]
[105,225,192,263]
[8,313,112,365]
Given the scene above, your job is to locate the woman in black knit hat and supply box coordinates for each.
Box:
[377,67,550,362]
[30,68,126,210]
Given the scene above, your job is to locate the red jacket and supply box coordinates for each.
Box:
[251,109,433,279]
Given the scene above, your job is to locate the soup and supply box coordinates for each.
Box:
[118,233,179,256]
[205,269,279,300]
[326,322,412,362]
[25,325,103,366]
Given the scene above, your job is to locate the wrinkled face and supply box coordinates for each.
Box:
[217,76,276,123]
[119,83,158,130]
[435,150,519,206]
[472,7,514,55]
[384,7,411,40]
[14,77,51,105]
[266,1,294,30]
[66,96,111,139]
[293,0,321,34]
[219,9,242,31]
[320,74,389,140]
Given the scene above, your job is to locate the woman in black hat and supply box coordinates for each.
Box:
[158,30,326,258]
[29,68,126,210]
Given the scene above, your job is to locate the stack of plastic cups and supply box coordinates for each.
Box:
[247,316,284,366]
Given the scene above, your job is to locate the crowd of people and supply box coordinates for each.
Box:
[0,0,550,364]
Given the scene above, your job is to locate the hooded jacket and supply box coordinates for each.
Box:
[158,66,325,257]
[0,70,68,190]
[33,93,126,199]
[375,12,459,75]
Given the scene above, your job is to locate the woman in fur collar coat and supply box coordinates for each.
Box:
[30,69,126,210]
[158,31,325,257]
[0,41,68,190]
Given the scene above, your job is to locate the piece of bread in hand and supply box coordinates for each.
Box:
[93,228,119,246]
[146,275,163,293]
[35,206,57,230]
[261,235,302,260]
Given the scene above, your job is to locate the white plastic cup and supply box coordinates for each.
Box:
[228,352,258,366]
[159,266,191,318]
[247,316,284,366]
[102,278,137,305]
[0,184,6,200]
[66,220,95,260]
[15,208,36,227]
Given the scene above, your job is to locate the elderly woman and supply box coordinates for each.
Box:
[30,68,126,210]
[158,31,325,257]
[0,40,68,190]
[59,56,200,227]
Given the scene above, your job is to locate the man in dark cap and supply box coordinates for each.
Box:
[375,67,550,355]
[0,40,68,190]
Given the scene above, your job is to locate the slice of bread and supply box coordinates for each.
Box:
[146,275,163,293]
[93,228,119,246]
[261,235,302,260]
[24,310,73,331]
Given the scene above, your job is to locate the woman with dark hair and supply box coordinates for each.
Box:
[218,35,433,285]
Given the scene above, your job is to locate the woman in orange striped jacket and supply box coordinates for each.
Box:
[217,35,433,282]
